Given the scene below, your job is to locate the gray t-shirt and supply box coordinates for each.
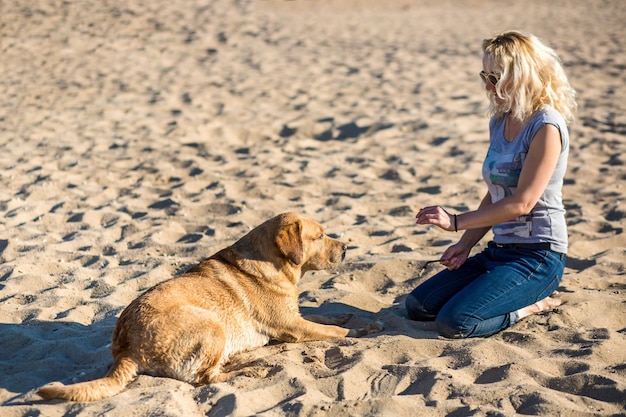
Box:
[482,105,569,254]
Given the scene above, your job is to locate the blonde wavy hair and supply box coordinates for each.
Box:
[482,31,577,124]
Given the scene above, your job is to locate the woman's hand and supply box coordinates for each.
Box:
[439,243,470,270]
[415,206,456,232]
[416,206,469,269]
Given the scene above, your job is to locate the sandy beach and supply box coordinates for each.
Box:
[1,0,625,415]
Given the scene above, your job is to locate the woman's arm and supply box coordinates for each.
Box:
[438,191,493,270]
[457,124,562,230]
[456,191,493,251]
[417,123,563,233]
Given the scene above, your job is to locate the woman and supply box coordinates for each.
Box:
[406,31,577,338]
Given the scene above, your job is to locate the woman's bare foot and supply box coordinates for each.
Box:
[517,295,562,320]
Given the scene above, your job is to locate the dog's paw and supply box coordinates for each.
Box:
[349,320,384,337]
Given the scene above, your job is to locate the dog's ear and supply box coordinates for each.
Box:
[275,220,304,265]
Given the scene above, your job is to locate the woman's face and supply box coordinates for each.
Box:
[482,55,505,106]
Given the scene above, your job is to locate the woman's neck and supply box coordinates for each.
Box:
[504,113,525,142]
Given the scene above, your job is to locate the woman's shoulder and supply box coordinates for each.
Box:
[533,105,566,127]
[526,106,569,148]
[526,106,567,136]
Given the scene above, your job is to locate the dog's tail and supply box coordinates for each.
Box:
[37,356,138,402]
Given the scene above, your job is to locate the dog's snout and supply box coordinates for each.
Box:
[341,243,348,260]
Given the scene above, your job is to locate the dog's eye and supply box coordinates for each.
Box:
[317,234,324,240]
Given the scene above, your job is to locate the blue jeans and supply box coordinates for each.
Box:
[405,242,565,338]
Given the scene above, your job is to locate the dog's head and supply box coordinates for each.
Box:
[229,212,347,279]
[272,212,347,272]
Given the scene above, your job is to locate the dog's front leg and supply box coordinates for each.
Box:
[276,317,382,342]
[303,314,384,338]
[302,313,353,326]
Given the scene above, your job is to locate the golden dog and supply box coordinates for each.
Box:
[37,212,382,401]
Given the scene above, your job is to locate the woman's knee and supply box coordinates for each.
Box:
[405,294,436,321]
[405,295,480,338]
[435,309,476,339]
[435,315,467,339]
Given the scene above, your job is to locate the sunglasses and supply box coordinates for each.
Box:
[480,70,501,86]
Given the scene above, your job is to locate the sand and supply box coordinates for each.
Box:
[1,0,625,416]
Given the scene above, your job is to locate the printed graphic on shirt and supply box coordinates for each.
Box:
[495,215,533,238]
[487,151,524,198]
[485,149,533,238]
